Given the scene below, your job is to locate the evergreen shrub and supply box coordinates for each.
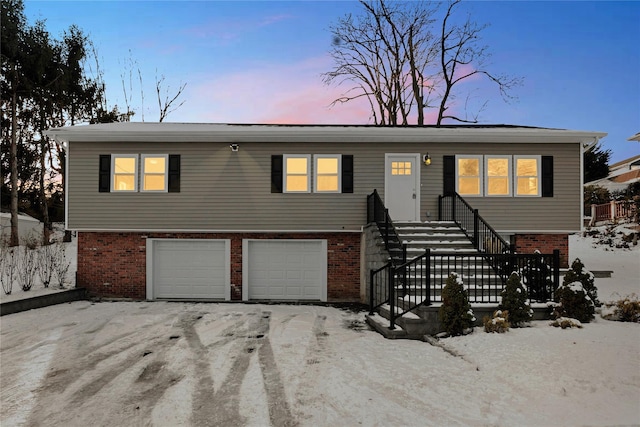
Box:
[438,273,475,336]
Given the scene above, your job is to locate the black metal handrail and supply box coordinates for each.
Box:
[370,249,560,329]
[438,192,513,255]
[367,189,405,265]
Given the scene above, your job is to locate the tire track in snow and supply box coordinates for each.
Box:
[2,329,62,427]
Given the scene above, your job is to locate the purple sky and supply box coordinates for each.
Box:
[25,0,640,163]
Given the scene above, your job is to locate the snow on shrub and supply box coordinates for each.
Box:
[553,281,595,323]
[438,272,475,336]
[563,257,600,307]
[498,271,533,327]
[601,294,640,323]
[550,317,583,329]
[483,310,510,333]
[518,250,553,302]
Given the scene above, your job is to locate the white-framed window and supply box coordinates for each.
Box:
[456,155,483,196]
[514,155,541,197]
[314,154,341,193]
[485,156,512,197]
[284,154,311,193]
[111,154,138,192]
[141,154,168,192]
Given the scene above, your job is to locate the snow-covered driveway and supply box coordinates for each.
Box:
[1,301,639,427]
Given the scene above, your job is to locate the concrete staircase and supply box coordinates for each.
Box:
[366,220,502,339]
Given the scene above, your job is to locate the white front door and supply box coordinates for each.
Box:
[384,153,420,221]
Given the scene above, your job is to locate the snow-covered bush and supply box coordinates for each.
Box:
[563,258,599,307]
[519,250,553,302]
[438,272,475,336]
[483,310,510,333]
[550,317,583,329]
[601,294,640,323]
[498,271,532,327]
[553,281,595,323]
[16,245,38,292]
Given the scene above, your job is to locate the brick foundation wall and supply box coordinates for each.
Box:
[513,233,569,268]
[77,231,361,301]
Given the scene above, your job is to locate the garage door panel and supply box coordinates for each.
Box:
[244,240,326,301]
[149,239,229,300]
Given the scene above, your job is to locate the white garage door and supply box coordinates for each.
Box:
[243,240,327,301]
[147,239,230,300]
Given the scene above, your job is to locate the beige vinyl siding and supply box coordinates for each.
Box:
[67,140,581,232]
[417,143,581,232]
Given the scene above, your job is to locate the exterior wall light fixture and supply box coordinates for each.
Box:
[230,143,239,152]
[423,153,431,166]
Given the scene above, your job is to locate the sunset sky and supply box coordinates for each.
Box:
[24,0,640,163]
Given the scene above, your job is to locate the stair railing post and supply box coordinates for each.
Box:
[473,209,480,250]
[388,266,396,330]
[452,194,456,223]
[369,269,375,315]
[438,195,442,221]
[425,248,431,306]
[402,243,407,296]
[384,208,390,247]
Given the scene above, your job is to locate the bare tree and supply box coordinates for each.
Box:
[323,0,522,126]
[436,0,522,125]
[323,1,438,125]
[156,73,186,122]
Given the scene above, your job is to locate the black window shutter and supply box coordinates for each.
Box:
[443,155,455,195]
[341,155,354,193]
[271,155,283,193]
[541,156,553,197]
[99,155,111,192]
[168,154,181,192]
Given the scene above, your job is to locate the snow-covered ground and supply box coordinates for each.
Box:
[0,227,638,426]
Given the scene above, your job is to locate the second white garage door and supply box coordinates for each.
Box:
[147,239,230,300]
[243,240,327,301]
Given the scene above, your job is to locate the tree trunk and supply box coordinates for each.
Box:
[10,68,20,247]
[39,136,51,245]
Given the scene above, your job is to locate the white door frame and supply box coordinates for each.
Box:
[384,153,421,221]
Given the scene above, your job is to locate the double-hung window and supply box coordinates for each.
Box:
[142,154,168,192]
[485,156,512,196]
[283,154,311,193]
[111,155,138,192]
[515,155,541,197]
[314,155,341,193]
[456,155,483,196]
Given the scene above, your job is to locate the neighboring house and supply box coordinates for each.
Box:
[0,212,43,244]
[45,123,606,302]
[585,154,640,193]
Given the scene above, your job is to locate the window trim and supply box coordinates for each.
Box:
[455,155,483,197]
[141,154,169,193]
[111,154,138,192]
[514,155,542,197]
[314,154,342,193]
[484,155,512,197]
[283,154,311,193]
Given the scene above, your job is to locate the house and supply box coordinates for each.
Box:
[45,123,606,303]
[585,154,640,193]
[0,211,43,244]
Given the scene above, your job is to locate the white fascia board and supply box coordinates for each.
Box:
[44,123,608,145]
